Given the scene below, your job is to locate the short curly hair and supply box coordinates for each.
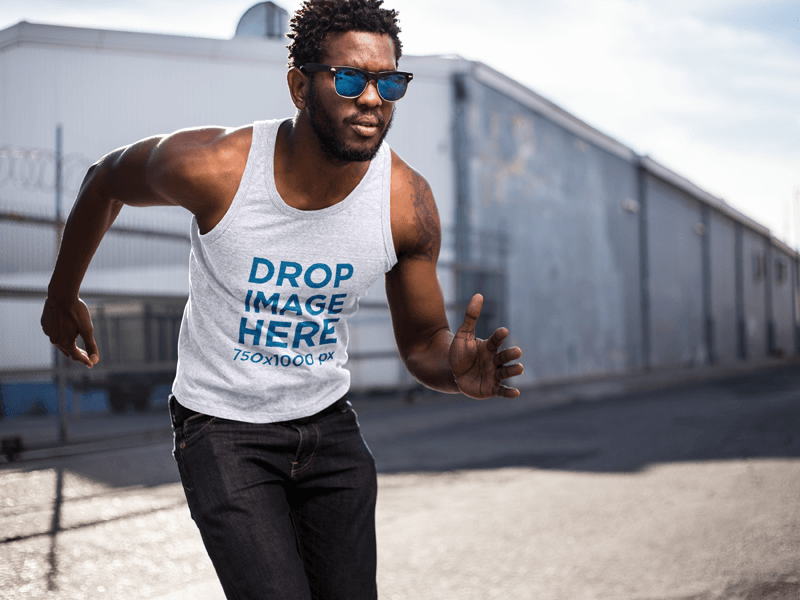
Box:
[287,0,403,68]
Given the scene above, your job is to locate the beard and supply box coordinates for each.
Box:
[306,80,394,163]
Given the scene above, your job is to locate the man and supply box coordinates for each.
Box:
[41,0,523,598]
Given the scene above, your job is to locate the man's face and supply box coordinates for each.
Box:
[305,31,398,163]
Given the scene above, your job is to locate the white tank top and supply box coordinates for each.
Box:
[172,119,397,422]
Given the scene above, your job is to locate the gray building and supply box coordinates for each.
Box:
[452,70,798,379]
[1,6,797,415]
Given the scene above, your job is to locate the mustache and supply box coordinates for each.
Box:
[344,112,386,127]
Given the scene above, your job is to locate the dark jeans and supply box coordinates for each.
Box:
[169,394,378,600]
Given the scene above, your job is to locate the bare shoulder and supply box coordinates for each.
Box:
[390,149,441,261]
[148,125,252,197]
[142,125,252,231]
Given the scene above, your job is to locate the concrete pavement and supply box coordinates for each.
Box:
[1,360,799,599]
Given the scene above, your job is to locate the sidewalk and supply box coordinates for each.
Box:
[0,409,173,463]
[1,355,797,465]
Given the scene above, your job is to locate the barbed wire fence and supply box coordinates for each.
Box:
[0,143,92,194]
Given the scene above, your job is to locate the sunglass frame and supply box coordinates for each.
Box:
[301,63,414,101]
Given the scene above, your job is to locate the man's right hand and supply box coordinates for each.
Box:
[41,296,99,369]
[39,126,248,370]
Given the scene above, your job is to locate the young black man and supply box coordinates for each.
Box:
[41,1,523,598]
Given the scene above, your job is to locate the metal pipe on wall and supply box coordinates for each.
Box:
[734,223,747,360]
[636,155,651,371]
[765,238,775,356]
[700,206,714,365]
[54,124,69,444]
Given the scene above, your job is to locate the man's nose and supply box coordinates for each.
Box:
[356,80,382,108]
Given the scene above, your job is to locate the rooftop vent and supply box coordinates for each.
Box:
[234,2,289,40]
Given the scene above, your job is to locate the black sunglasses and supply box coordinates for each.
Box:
[301,63,413,102]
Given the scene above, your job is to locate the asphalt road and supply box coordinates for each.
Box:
[1,365,799,599]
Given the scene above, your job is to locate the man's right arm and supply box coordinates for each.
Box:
[42,126,250,367]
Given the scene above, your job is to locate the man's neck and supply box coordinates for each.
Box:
[274,118,371,211]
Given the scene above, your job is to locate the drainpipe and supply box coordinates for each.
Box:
[635,154,651,371]
[795,256,800,353]
[452,70,473,326]
[54,124,69,444]
[734,224,747,360]
[700,206,714,364]
[452,72,471,268]
[765,238,775,356]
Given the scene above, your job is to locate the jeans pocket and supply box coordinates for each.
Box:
[177,413,217,450]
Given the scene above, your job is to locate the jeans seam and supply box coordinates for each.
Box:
[291,422,321,477]
[174,433,195,493]
[183,412,209,425]
[181,416,217,447]
[289,510,305,565]
[290,425,304,478]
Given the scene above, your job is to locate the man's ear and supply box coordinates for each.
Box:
[288,67,308,110]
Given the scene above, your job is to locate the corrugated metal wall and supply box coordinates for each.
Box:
[646,178,705,368]
[454,74,643,385]
[772,247,796,356]
[741,229,769,359]
[708,211,738,363]
[456,67,799,385]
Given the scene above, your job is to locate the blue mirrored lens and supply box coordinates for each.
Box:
[377,74,407,101]
[334,69,368,97]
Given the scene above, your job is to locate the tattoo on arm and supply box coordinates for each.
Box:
[409,173,440,261]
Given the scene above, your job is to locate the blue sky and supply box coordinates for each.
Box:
[1,0,798,245]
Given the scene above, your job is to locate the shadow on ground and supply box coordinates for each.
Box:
[361,364,800,474]
[5,364,799,487]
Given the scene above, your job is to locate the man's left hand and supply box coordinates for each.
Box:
[449,294,524,399]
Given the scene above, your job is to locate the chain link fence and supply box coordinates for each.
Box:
[0,140,193,454]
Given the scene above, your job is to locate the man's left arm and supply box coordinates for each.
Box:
[385,164,523,399]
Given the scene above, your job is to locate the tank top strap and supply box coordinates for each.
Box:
[379,143,397,270]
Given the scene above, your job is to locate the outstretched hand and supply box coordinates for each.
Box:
[41,296,99,369]
[449,294,523,399]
